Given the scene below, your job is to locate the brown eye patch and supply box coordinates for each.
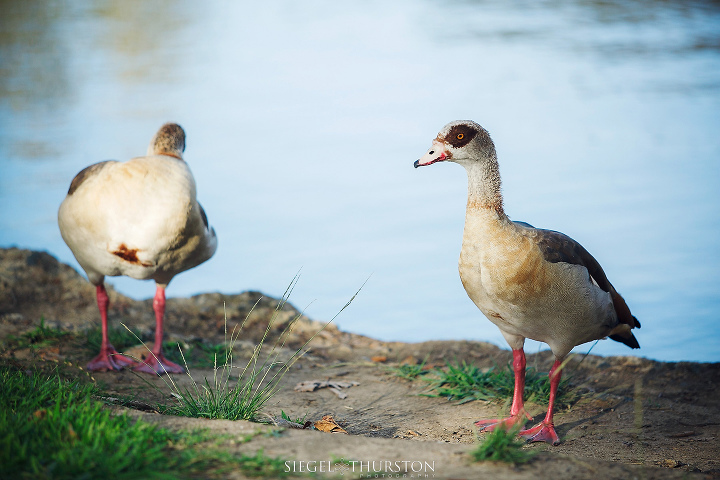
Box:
[444,124,478,148]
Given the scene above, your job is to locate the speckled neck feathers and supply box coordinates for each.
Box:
[463,154,503,215]
[148,123,186,159]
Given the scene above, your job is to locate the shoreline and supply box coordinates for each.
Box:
[2,247,719,477]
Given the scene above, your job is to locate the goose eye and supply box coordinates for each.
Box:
[457,133,464,140]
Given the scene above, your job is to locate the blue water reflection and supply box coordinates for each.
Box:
[1,0,718,362]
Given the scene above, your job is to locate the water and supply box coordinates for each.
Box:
[1,0,719,362]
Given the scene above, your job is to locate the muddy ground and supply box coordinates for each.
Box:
[1,247,719,479]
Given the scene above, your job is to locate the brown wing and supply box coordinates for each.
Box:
[67,161,114,195]
[527,226,640,331]
[532,228,612,292]
[199,202,210,230]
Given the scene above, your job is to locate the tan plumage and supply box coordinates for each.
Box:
[58,123,217,374]
[415,120,640,444]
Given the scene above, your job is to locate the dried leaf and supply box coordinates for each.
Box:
[328,387,347,399]
[329,380,359,389]
[314,415,347,434]
[400,356,417,365]
[661,459,682,468]
[294,379,359,398]
[295,380,324,392]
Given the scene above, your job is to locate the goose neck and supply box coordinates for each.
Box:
[464,161,504,216]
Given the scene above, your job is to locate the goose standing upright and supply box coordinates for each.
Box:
[414,120,640,444]
[58,123,217,374]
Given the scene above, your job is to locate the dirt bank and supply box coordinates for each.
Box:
[1,247,718,479]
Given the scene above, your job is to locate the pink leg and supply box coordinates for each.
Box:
[133,285,184,375]
[86,285,136,371]
[520,359,563,445]
[475,349,532,431]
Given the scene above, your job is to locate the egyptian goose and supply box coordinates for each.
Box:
[414,120,640,444]
[58,123,217,374]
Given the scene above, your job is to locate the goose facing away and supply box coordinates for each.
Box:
[58,123,217,374]
[414,120,640,444]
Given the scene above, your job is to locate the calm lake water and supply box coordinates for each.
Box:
[1,1,719,362]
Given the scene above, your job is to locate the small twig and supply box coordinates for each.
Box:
[259,412,311,429]
[96,395,159,413]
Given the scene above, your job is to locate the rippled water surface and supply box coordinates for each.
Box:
[1,1,719,361]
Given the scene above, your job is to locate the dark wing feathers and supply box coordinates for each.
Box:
[532,228,613,293]
[528,226,640,332]
[199,203,210,230]
[512,221,535,229]
[67,161,113,195]
[609,333,640,349]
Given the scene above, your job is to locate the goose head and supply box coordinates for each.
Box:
[148,123,186,160]
[414,120,497,169]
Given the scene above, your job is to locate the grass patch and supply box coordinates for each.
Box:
[280,410,308,425]
[162,340,231,369]
[236,450,290,477]
[157,275,364,422]
[471,426,535,464]
[85,325,146,352]
[85,326,235,370]
[5,317,70,349]
[424,361,575,407]
[386,358,429,380]
[0,366,292,479]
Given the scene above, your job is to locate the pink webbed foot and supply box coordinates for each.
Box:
[520,421,561,445]
[133,351,184,375]
[475,410,532,432]
[86,345,136,371]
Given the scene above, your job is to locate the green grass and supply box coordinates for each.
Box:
[386,358,429,380]
[0,365,292,479]
[85,325,147,352]
[235,450,290,477]
[471,425,535,464]
[13,321,231,371]
[85,325,235,370]
[424,361,575,407]
[157,275,364,422]
[280,410,308,425]
[162,340,232,369]
[5,317,70,349]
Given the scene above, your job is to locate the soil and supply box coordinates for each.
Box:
[2,247,719,479]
